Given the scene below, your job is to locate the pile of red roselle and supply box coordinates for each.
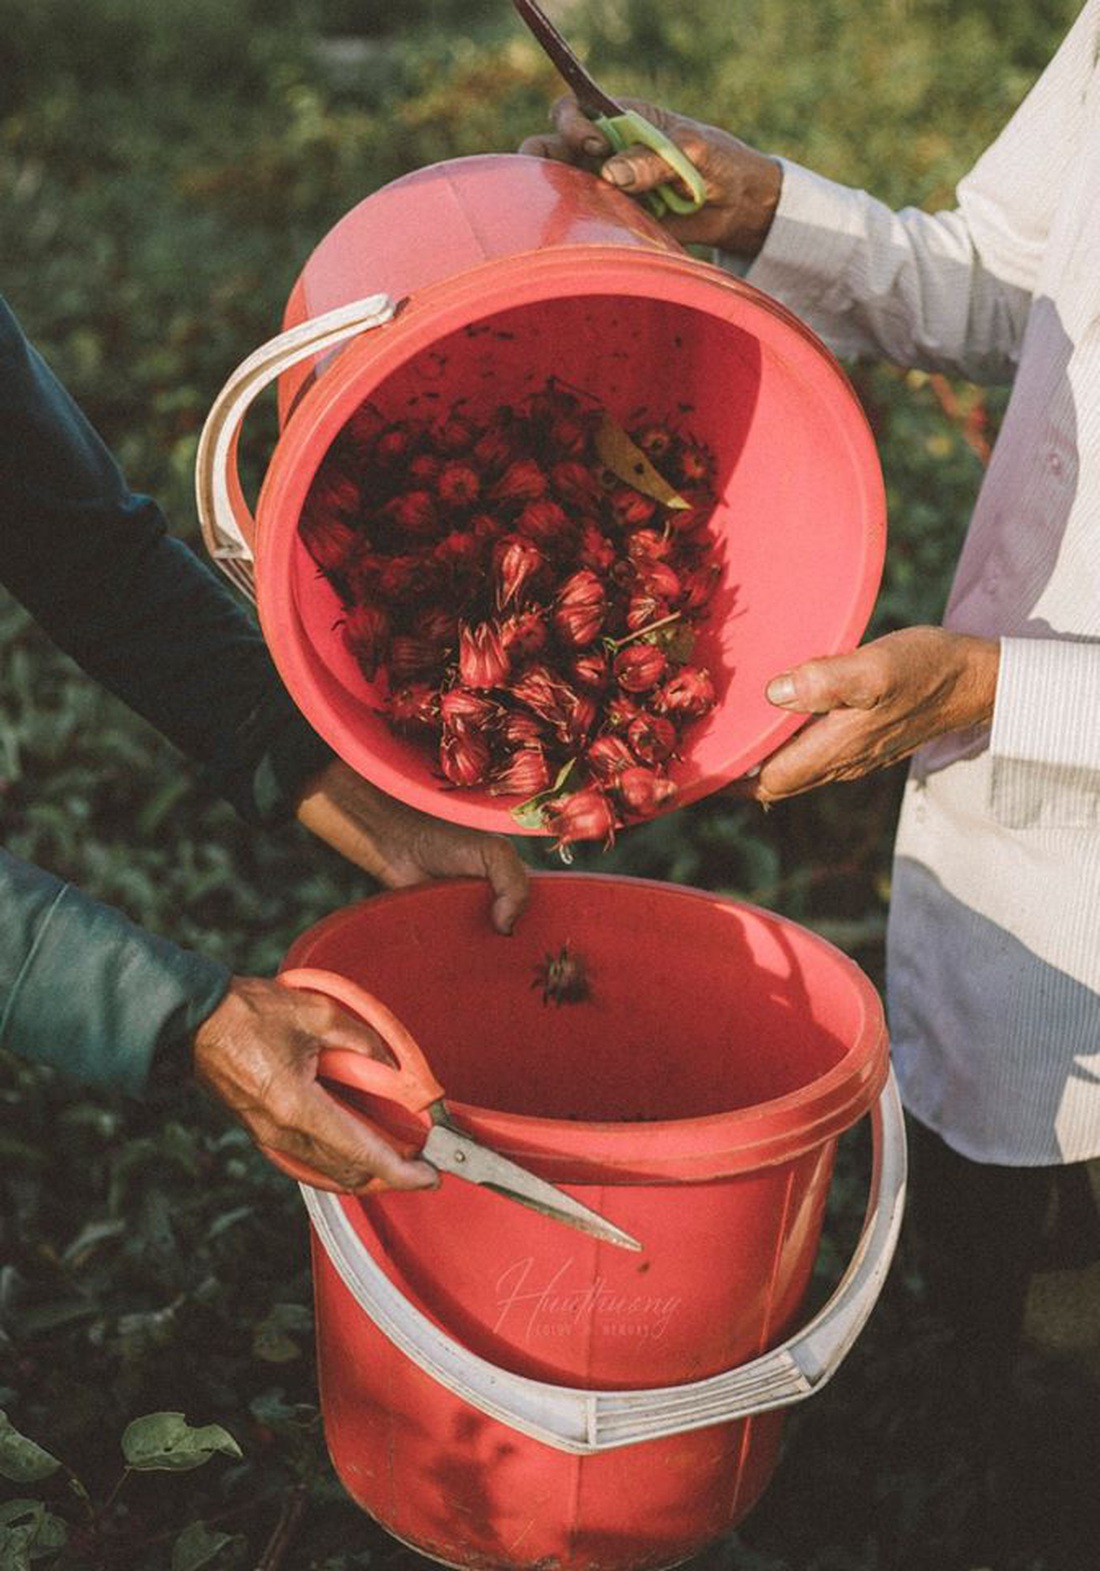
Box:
[299,381,722,846]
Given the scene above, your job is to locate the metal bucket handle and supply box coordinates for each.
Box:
[303,1069,906,1454]
[194,293,399,601]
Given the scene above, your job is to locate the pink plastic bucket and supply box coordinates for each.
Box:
[197,154,886,833]
[283,872,902,1571]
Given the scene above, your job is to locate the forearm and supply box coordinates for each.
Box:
[736,161,1031,382]
[0,296,333,823]
[0,849,229,1095]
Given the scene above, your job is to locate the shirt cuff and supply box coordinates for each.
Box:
[719,160,872,347]
[989,637,1100,827]
[0,851,230,1096]
[203,686,335,826]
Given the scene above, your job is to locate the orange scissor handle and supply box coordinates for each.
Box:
[260,966,446,1191]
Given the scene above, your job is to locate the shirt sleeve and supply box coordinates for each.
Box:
[733,1,1100,382]
[0,295,333,825]
[735,162,1032,383]
[987,638,1100,828]
[0,849,230,1095]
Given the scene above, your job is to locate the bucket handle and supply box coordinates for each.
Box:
[194,293,400,601]
[302,1069,906,1454]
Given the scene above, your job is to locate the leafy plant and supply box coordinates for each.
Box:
[0,1410,242,1570]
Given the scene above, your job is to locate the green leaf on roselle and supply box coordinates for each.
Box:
[0,1499,68,1568]
[594,414,690,509]
[171,1520,242,1571]
[0,1414,62,1484]
[510,758,576,830]
[121,1413,242,1473]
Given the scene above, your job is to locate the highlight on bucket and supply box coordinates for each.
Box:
[196,153,886,843]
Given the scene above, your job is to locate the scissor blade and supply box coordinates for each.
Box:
[512,0,625,120]
[422,1124,642,1252]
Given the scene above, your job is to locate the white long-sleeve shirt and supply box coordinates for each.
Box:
[739,1,1100,1163]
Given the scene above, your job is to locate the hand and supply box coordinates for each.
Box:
[193,975,438,1193]
[294,758,529,935]
[738,628,1001,804]
[520,95,782,256]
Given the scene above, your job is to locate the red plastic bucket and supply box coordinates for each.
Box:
[197,154,886,833]
[284,873,902,1571]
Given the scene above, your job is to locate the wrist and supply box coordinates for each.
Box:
[954,633,1001,727]
[720,153,783,257]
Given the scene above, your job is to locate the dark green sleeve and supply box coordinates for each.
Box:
[0,294,333,824]
[0,850,230,1095]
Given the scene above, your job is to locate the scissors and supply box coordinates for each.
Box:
[269,967,642,1252]
[513,0,707,219]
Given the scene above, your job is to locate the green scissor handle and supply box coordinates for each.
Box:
[595,108,707,218]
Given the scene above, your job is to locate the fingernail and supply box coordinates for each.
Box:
[743,764,761,778]
[766,674,796,706]
[583,135,606,156]
[603,161,635,187]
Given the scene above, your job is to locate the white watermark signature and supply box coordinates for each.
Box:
[492,1256,682,1342]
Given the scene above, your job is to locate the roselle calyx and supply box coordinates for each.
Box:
[490,745,551,798]
[500,608,547,662]
[430,413,476,455]
[625,527,672,564]
[615,765,678,820]
[515,498,572,551]
[440,725,491,787]
[459,621,510,690]
[501,710,548,747]
[509,664,580,732]
[680,561,722,612]
[388,632,439,683]
[343,603,389,680]
[577,523,617,574]
[493,534,545,609]
[655,665,717,718]
[492,458,548,504]
[437,460,482,508]
[301,506,360,578]
[387,683,440,734]
[614,643,668,693]
[543,785,617,849]
[609,486,658,529]
[586,735,635,781]
[571,648,609,691]
[440,688,499,730]
[638,560,682,603]
[605,695,642,731]
[554,568,607,647]
[551,460,603,510]
[380,489,438,539]
[372,423,414,468]
[627,712,677,765]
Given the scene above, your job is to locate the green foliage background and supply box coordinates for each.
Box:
[0,2,1086,1568]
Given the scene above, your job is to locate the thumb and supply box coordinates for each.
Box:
[765,651,879,715]
[601,147,677,193]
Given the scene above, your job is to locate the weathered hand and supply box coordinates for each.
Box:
[295,759,529,935]
[193,976,438,1194]
[519,94,782,256]
[738,628,1001,804]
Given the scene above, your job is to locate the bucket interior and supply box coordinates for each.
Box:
[259,271,884,833]
[286,874,883,1144]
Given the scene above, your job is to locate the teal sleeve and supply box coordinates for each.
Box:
[0,849,231,1095]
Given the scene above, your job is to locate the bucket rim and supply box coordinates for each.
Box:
[283,871,889,1181]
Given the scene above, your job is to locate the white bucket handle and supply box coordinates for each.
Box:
[194,293,400,601]
[302,1068,906,1454]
